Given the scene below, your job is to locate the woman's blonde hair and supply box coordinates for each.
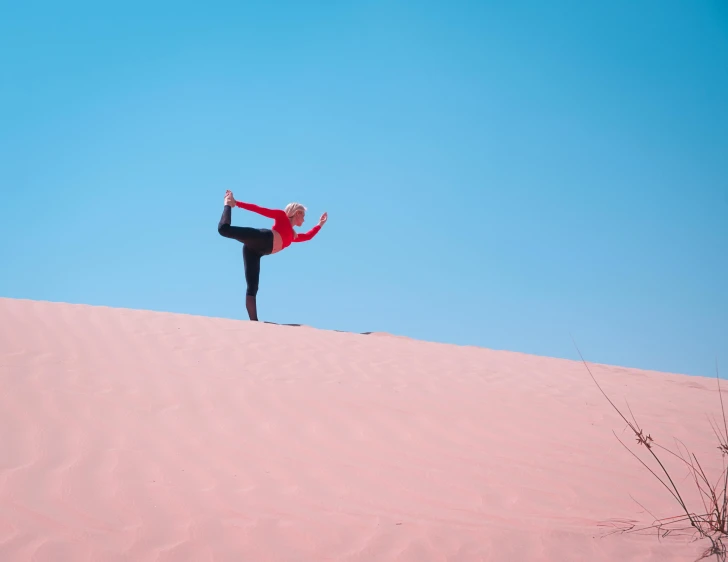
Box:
[284,202,307,217]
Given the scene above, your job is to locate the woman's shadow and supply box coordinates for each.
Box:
[263,321,375,335]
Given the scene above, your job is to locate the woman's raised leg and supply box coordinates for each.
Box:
[218,205,264,242]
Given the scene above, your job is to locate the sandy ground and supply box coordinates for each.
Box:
[0,297,723,561]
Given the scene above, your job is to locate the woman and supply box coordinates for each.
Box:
[217,190,327,321]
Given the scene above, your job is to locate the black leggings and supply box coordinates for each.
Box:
[218,205,274,296]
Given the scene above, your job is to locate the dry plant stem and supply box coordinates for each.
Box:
[717,361,728,526]
[572,336,728,559]
[571,338,696,526]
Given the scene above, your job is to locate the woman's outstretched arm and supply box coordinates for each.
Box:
[293,225,321,242]
[235,200,286,220]
[293,212,327,242]
[227,191,286,220]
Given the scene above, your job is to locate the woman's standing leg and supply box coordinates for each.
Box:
[243,245,262,321]
[218,197,272,321]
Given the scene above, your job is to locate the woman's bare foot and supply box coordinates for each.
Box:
[224,190,236,207]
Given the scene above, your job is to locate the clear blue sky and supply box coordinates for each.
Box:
[1,1,726,378]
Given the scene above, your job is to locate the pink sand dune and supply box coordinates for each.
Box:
[0,297,723,561]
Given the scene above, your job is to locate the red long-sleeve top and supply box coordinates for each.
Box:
[235,201,321,249]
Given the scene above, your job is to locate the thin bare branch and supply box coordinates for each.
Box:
[574,337,728,555]
[613,430,684,506]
